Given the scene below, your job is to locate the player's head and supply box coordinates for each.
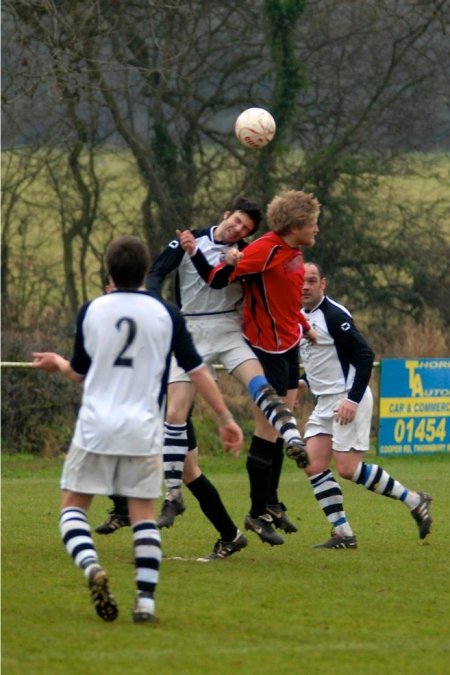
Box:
[217,197,263,243]
[302,262,326,309]
[226,197,263,233]
[105,236,151,289]
[267,190,320,246]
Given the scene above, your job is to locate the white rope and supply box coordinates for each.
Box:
[1,362,34,368]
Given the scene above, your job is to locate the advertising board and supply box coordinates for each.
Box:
[378,358,450,455]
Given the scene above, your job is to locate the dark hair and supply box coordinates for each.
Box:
[227,196,263,233]
[104,236,151,289]
[304,261,325,278]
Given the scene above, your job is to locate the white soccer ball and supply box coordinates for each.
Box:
[235,108,276,149]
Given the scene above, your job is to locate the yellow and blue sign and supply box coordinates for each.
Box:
[378,358,450,455]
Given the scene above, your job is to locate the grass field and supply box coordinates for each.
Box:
[2,451,449,675]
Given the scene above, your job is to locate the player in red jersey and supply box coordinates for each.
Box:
[179,190,320,544]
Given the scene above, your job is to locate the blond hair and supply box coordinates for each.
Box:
[267,190,320,235]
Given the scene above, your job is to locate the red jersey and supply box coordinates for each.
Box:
[208,231,310,353]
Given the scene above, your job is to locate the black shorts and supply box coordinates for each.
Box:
[250,343,300,396]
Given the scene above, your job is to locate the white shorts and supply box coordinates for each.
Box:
[304,388,373,452]
[169,314,257,383]
[60,442,163,499]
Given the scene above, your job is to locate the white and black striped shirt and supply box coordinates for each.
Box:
[300,296,374,404]
[146,226,245,317]
[70,290,203,456]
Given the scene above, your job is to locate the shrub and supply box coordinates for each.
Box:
[2,323,447,456]
[1,331,80,455]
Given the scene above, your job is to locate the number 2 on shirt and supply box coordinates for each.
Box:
[113,317,136,367]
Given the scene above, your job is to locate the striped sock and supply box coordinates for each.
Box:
[163,422,189,493]
[133,521,162,599]
[352,462,419,508]
[248,376,302,444]
[310,471,353,536]
[59,507,98,574]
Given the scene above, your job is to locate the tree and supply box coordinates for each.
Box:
[286,0,450,329]
[2,0,449,339]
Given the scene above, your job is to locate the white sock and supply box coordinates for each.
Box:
[136,595,155,615]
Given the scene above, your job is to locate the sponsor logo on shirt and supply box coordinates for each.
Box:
[282,253,303,273]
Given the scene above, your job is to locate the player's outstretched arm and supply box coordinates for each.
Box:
[32,352,84,383]
[188,365,243,456]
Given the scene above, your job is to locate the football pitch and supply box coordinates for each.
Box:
[2,452,449,674]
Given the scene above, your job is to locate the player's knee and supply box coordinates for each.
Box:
[166,405,187,424]
[182,448,200,483]
[183,466,200,483]
[336,463,355,480]
[303,451,329,477]
[304,462,324,477]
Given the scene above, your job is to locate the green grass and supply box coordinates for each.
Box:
[2,452,449,674]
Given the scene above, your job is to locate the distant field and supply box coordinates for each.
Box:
[2,452,449,675]
[378,153,450,204]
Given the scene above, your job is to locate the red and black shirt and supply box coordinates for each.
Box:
[190,231,311,353]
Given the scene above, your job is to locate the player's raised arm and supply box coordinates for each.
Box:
[176,229,197,257]
[146,234,187,296]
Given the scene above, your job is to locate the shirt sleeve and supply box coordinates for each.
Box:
[345,334,375,403]
[69,302,91,376]
[189,248,224,285]
[327,311,375,404]
[190,238,278,289]
[227,239,279,281]
[146,238,186,297]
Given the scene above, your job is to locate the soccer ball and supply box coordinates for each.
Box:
[235,108,276,149]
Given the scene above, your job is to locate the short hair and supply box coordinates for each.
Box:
[226,196,263,233]
[267,190,320,235]
[304,261,325,279]
[104,236,151,289]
